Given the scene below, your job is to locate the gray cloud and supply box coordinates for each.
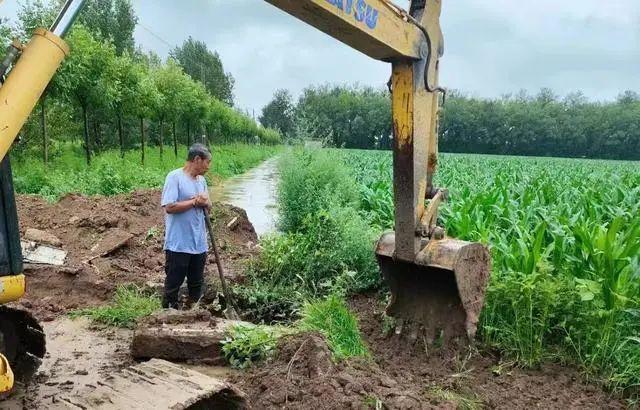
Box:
[2,0,639,114]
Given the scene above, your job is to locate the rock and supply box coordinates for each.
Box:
[21,241,67,266]
[226,217,240,230]
[131,311,250,363]
[380,375,398,388]
[24,228,62,247]
[58,266,81,276]
[337,373,356,387]
[69,216,80,225]
[89,228,134,259]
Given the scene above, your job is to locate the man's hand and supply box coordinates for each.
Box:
[193,193,211,209]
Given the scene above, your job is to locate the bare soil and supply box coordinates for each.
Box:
[14,189,258,321]
[5,191,626,409]
[232,294,624,409]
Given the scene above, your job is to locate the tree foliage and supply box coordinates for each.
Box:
[171,37,235,105]
[77,0,137,55]
[440,89,640,160]
[293,85,391,149]
[283,84,640,160]
[9,1,280,165]
[259,89,295,139]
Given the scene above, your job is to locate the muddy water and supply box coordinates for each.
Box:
[212,157,279,237]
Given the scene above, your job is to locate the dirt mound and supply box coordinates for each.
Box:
[349,293,625,409]
[233,332,429,409]
[15,190,258,320]
[234,295,624,409]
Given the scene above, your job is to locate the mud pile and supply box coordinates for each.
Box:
[235,295,624,409]
[234,332,429,409]
[15,190,258,320]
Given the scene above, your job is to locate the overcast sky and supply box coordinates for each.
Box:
[2,0,639,114]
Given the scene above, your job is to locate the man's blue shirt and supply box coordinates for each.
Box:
[161,169,209,254]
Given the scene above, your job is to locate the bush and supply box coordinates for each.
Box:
[277,149,358,233]
[237,149,379,323]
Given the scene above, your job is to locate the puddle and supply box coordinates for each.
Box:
[212,157,279,237]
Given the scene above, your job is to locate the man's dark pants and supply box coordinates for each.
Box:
[163,250,206,309]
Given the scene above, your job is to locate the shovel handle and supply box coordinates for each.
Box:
[204,211,240,313]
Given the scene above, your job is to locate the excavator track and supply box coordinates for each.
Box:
[0,306,46,384]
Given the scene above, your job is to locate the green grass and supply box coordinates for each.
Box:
[70,285,161,328]
[300,295,369,360]
[12,142,281,200]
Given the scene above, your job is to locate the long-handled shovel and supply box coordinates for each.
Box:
[204,211,241,320]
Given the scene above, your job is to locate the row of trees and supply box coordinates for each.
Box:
[260,85,640,160]
[260,86,391,150]
[2,0,279,165]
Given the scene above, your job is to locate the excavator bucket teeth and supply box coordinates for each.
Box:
[376,232,491,343]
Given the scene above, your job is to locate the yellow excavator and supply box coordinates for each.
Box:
[0,0,490,394]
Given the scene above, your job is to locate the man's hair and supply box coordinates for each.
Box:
[187,143,212,161]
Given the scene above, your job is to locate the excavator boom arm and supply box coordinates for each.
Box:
[264,0,425,61]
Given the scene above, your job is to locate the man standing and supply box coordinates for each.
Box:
[161,143,212,309]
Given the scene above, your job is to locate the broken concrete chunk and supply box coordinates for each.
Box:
[21,241,67,266]
[131,310,250,363]
[89,228,133,259]
[58,359,248,409]
[24,228,62,247]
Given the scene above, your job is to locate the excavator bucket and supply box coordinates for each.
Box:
[376,232,491,343]
[0,306,46,383]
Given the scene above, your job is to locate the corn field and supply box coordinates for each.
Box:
[337,149,640,395]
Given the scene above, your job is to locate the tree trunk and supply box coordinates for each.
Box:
[173,121,178,159]
[40,97,48,166]
[82,104,91,165]
[95,121,102,152]
[118,110,124,158]
[140,117,145,166]
[159,118,164,160]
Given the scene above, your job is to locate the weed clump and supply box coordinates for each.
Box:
[300,295,369,360]
[70,285,161,328]
[221,324,286,369]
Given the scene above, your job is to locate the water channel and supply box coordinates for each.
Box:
[211,156,279,237]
